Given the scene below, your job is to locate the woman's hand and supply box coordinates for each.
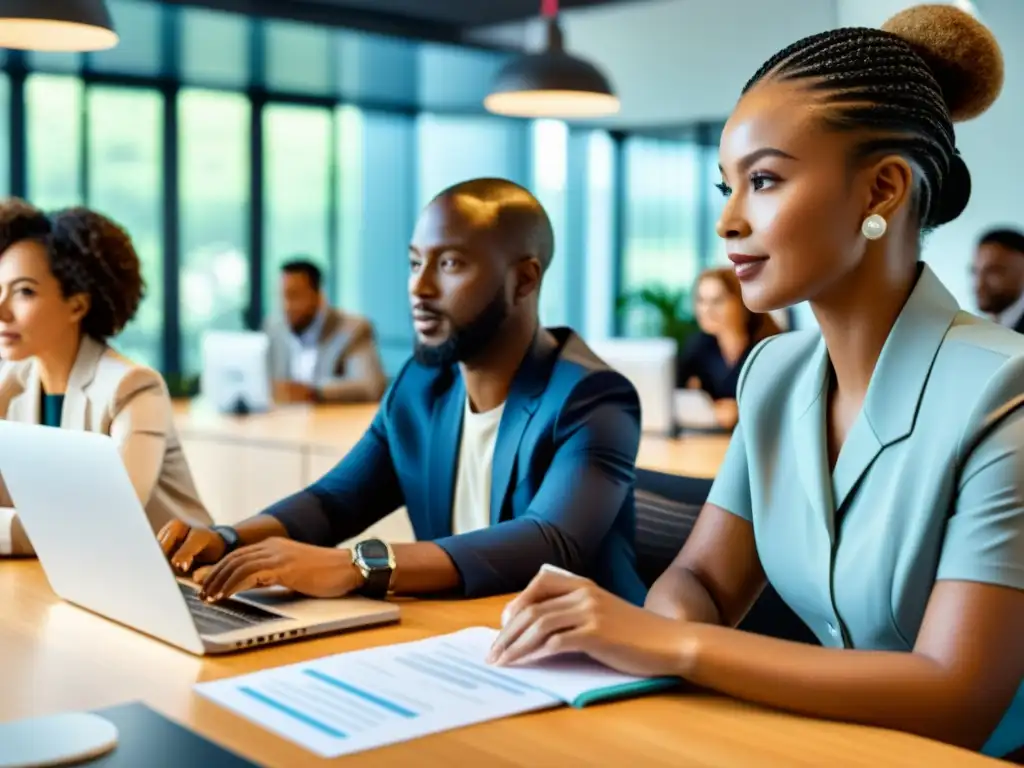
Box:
[487,569,697,678]
[712,398,739,429]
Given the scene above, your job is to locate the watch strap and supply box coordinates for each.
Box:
[210,525,241,554]
[359,562,392,599]
[354,540,394,599]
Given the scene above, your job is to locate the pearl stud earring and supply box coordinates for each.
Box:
[861,214,887,240]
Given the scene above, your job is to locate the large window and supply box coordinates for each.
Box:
[86,86,164,369]
[417,114,529,207]
[262,104,333,316]
[336,107,417,374]
[531,119,569,328]
[582,130,616,341]
[335,105,364,314]
[91,0,163,76]
[705,152,729,267]
[26,74,83,210]
[619,136,701,336]
[179,89,252,377]
[265,21,333,95]
[4,0,727,378]
[703,124,729,267]
[0,75,9,198]
[180,7,251,88]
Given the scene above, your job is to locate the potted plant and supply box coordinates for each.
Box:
[165,373,201,400]
[616,284,700,353]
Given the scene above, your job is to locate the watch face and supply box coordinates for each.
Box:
[358,540,390,568]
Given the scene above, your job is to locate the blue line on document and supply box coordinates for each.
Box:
[238,686,347,739]
[304,669,419,718]
[394,656,477,689]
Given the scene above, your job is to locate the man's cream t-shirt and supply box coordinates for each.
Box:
[451,398,505,535]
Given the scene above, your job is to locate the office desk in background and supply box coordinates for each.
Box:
[0,562,1006,768]
[171,401,732,539]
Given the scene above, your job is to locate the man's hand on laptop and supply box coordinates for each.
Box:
[194,537,363,603]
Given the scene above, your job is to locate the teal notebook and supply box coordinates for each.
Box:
[567,676,679,707]
[477,631,681,709]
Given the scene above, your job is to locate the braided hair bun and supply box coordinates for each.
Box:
[743,3,1003,230]
[881,4,1004,123]
[882,3,1002,225]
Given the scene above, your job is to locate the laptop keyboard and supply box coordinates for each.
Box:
[178,583,284,636]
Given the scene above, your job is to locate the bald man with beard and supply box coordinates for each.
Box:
[159,178,648,608]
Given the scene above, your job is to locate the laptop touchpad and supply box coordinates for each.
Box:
[230,586,299,610]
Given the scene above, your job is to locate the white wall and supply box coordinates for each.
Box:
[836,0,980,27]
[469,0,838,127]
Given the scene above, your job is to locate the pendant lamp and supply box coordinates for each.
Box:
[484,0,619,119]
[0,0,118,52]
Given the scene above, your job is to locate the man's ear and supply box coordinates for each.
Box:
[863,154,914,221]
[513,257,542,303]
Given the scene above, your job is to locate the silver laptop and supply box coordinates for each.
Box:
[0,421,399,655]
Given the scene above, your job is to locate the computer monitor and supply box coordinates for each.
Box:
[587,337,678,436]
[200,331,272,414]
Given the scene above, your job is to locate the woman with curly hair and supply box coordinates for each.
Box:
[489,4,1023,760]
[0,200,211,557]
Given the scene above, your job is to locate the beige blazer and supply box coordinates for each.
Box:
[0,336,212,555]
[265,307,387,403]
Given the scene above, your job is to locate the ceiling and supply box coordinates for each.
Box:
[159,0,640,44]
[297,0,635,27]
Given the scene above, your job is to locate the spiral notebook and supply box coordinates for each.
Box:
[196,626,677,758]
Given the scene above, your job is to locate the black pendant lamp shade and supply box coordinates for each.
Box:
[0,0,118,52]
[484,10,619,119]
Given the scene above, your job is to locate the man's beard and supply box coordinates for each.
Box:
[288,311,316,335]
[979,292,1016,317]
[414,286,510,368]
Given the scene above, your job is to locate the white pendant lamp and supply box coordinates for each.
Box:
[484,0,619,119]
[0,1,118,52]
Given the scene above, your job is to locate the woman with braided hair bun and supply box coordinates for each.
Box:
[487,5,1023,760]
[0,201,212,557]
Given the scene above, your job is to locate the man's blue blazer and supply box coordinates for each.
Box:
[263,328,647,604]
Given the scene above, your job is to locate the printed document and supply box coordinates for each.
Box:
[196,626,671,757]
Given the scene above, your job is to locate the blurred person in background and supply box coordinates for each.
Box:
[971,228,1024,333]
[265,258,386,404]
[676,267,782,429]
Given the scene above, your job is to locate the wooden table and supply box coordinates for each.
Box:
[0,562,1002,767]
[172,401,731,478]
[170,402,731,532]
